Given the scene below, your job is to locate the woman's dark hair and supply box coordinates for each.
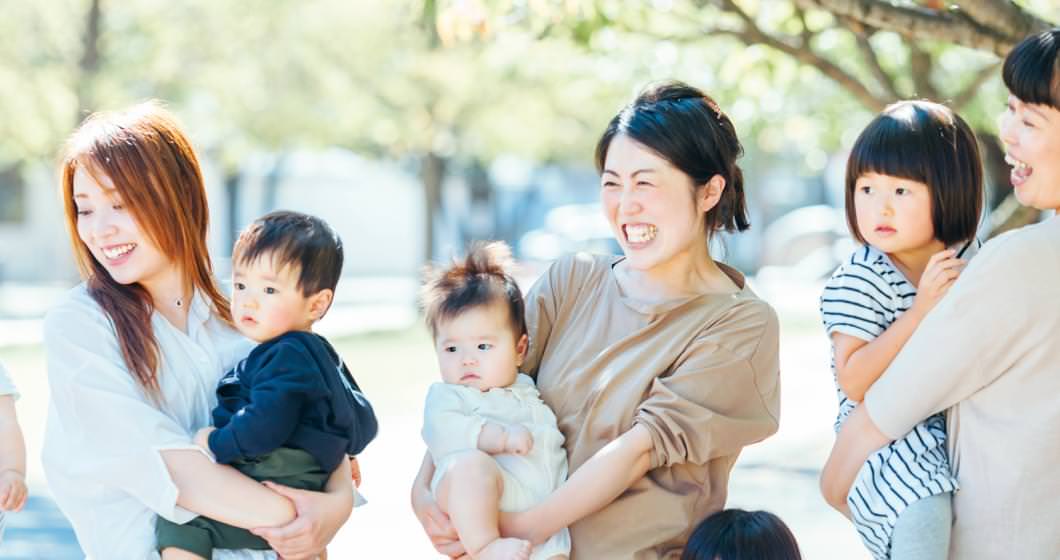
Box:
[595,80,750,237]
[1003,28,1060,109]
[844,100,983,247]
[420,241,527,341]
[682,509,802,560]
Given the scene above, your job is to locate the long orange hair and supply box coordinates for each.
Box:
[60,101,232,396]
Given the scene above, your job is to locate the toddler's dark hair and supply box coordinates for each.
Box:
[682,509,802,560]
[232,210,344,297]
[844,100,983,247]
[420,241,527,340]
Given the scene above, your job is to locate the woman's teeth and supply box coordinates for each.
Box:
[625,224,657,243]
[1005,154,1031,172]
[102,244,136,259]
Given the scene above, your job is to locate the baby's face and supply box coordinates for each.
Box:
[434,304,527,392]
[231,254,315,343]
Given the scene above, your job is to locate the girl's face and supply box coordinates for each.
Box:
[72,165,170,288]
[600,134,717,273]
[999,94,1060,212]
[853,172,937,255]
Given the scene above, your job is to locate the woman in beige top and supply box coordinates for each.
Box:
[412,81,781,559]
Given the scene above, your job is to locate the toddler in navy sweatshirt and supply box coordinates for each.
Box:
[156,210,377,560]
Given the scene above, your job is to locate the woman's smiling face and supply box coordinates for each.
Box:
[999,94,1060,212]
[600,134,715,273]
[72,164,169,287]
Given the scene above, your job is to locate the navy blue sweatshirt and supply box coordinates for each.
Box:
[207,331,378,473]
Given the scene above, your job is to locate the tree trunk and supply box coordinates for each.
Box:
[76,0,103,123]
[421,151,447,263]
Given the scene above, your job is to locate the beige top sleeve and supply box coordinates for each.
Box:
[865,235,1034,439]
[635,302,781,469]
[523,254,587,379]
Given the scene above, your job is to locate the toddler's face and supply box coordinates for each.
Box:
[853,172,936,255]
[434,304,527,392]
[231,254,316,343]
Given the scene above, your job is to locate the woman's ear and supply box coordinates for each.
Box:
[308,289,334,321]
[698,174,726,213]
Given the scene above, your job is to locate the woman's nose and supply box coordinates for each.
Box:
[90,211,119,241]
[998,110,1017,149]
[618,189,642,215]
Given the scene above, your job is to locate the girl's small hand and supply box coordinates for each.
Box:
[0,470,27,511]
[913,249,964,316]
[251,481,347,560]
[505,425,534,455]
[411,482,465,557]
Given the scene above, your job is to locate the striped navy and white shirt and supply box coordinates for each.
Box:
[820,243,975,559]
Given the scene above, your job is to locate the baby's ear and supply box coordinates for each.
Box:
[515,334,529,363]
[309,289,334,321]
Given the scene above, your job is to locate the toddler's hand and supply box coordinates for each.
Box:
[913,249,964,317]
[505,425,534,455]
[0,470,26,512]
[194,427,215,451]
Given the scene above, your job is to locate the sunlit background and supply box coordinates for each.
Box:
[1,1,1057,557]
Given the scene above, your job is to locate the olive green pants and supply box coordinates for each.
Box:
[156,447,329,559]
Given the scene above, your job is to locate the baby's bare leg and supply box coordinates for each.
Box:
[436,450,531,560]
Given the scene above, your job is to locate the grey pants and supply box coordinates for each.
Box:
[890,492,952,560]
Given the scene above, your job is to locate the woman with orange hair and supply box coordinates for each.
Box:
[41,102,353,559]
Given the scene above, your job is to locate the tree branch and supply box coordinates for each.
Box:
[835,15,902,100]
[795,0,1014,56]
[953,0,1051,41]
[908,42,940,99]
[951,61,1001,110]
[711,0,888,110]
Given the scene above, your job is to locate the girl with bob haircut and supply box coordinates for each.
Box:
[823,29,1060,556]
[413,81,781,558]
[821,100,983,559]
[42,101,354,559]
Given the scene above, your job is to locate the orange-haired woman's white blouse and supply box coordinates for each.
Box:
[40,285,271,559]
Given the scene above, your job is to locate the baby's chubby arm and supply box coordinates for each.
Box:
[477,422,533,456]
[422,383,533,459]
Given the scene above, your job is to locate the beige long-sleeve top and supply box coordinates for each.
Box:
[523,253,781,559]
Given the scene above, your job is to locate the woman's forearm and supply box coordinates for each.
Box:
[820,406,892,515]
[162,448,295,528]
[413,450,436,494]
[523,424,652,543]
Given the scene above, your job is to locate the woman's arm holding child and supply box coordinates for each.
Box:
[834,249,963,401]
[502,424,653,545]
[0,396,26,511]
[411,451,465,558]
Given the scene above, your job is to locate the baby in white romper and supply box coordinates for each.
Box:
[420,242,569,560]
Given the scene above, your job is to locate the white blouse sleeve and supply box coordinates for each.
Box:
[421,383,485,462]
[43,297,199,524]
